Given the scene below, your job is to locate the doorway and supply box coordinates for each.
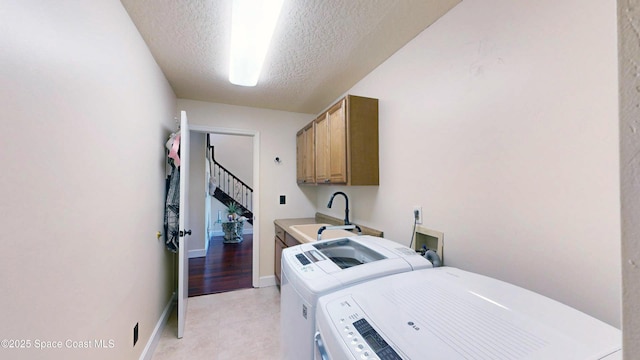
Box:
[185,125,260,296]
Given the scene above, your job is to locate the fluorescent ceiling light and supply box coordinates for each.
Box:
[229,0,284,87]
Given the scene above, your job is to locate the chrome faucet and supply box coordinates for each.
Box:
[327,191,350,225]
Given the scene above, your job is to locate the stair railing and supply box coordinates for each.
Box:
[211,159,253,214]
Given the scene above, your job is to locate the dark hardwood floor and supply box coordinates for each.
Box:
[188,233,253,297]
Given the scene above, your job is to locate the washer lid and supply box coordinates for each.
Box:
[318,267,621,360]
[312,238,387,269]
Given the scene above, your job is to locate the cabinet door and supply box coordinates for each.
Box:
[296,130,304,183]
[315,113,330,183]
[297,122,316,183]
[327,99,347,183]
[274,236,285,285]
[303,123,315,183]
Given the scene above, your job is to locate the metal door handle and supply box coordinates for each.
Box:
[179,230,192,237]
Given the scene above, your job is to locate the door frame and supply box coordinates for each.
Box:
[190,124,260,288]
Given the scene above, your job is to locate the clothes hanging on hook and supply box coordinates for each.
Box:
[164,129,181,253]
[164,165,180,253]
[166,131,181,167]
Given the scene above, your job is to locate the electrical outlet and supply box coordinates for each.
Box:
[413,206,422,224]
[133,323,139,347]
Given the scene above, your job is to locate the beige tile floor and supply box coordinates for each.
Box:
[152,286,282,360]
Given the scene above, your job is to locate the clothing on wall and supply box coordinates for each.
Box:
[164,132,181,253]
[166,131,181,166]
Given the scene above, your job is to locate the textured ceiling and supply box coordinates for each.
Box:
[120,0,460,114]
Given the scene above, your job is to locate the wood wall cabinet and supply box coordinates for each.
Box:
[297,95,379,186]
[296,121,315,184]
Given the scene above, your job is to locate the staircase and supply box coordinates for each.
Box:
[208,144,253,225]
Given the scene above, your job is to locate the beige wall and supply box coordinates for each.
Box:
[209,133,254,188]
[0,1,176,359]
[177,99,315,281]
[619,0,640,357]
[318,0,621,327]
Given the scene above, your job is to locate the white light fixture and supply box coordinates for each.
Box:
[229,0,284,87]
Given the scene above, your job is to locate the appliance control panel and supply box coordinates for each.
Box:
[295,253,311,265]
[284,249,325,279]
[324,296,402,360]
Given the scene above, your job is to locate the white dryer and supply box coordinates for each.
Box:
[280,235,432,360]
[315,267,621,360]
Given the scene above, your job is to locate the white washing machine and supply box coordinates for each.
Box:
[280,235,432,360]
[315,267,621,360]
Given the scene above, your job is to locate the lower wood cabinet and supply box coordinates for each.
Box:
[274,235,286,285]
[274,224,301,286]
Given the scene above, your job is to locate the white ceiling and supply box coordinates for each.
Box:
[120,0,460,114]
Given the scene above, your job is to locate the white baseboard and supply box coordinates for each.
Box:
[139,292,176,360]
[188,249,206,258]
[258,275,277,287]
[211,228,254,237]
